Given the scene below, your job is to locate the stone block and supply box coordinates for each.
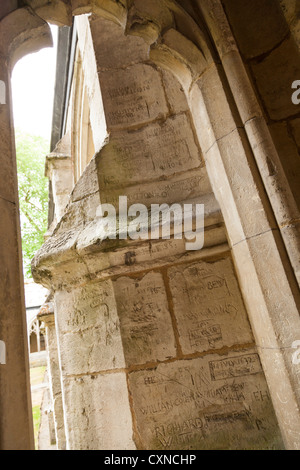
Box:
[231,229,300,350]
[113,271,176,366]
[168,257,253,354]
[128,352,283,449]
[290,118,300,149]
[55,280,126,375]
[269,122,300,209]
[161,69,189,115]
[99,64,168,129]
[190,64,241,151]
[0,101,16,203]
[97,113,202,189]
[205,128,277,246]
[100,168,211,209]
[90,16,149,69]
[63,372,135,450]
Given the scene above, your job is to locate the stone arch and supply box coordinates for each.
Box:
[0,7,52,70]
[28,317,46,354]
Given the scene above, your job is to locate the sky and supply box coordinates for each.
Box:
[11,25,58,142]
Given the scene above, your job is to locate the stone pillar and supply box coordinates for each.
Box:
[39,304,66,450]
[0,54,34,451]
[0,6,52,449]
[188,60,300,449]
[32,15,284,450]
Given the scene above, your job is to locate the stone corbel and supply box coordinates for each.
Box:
[38,301,55,328]
[126,0,174,44]
[72,0,128,27]
[25,0,72,27]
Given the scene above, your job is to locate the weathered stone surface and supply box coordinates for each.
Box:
[168,257,253,354]
[24,0,300,452]
[279,0,300,49]
[0,100,16,203]
[100,168,211,209]
[204,127,277,247]
[0,198,34,449]
[44,318,66,449]
[189,47,300,448]
[222,0,288,59]
[97,113,201,189]
[90,16,149,69]
[0,6,52,67]
[63,372,135,450]
[113,272,176,366]
[220,50,262,123]
[195,0,238,58]
[76,224,227,284]
[71,156,99,203]
[251,38,300,120]
[269,122,300,209]
[232,229,300,350]
[99,64,168,129]
[54,280,126,375]
[25,0,72,26]
[161,69,189,115]
[73,0,127,27]
[129,352,284,450]
[189,64,241,153]
[290,118,300,150]
[4,0,300,453]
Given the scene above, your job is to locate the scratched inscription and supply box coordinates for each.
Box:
[113,272,176,366]
[55,280,125,375]
[128,352,283,450]
[209,353,262,381]
[101,170,209,209]
[98,114,201,188]
[100,64,168,128]
[168,258,253,354]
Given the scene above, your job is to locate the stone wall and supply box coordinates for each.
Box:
[1,0,300,450]
[32,14,284,450]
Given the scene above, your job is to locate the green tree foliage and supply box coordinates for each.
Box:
[15,130,49,278]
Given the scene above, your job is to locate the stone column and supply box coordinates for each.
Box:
[188,61,300,449]
[0,55,34,450]
[0,6,52,449]
[39,304,66,450]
